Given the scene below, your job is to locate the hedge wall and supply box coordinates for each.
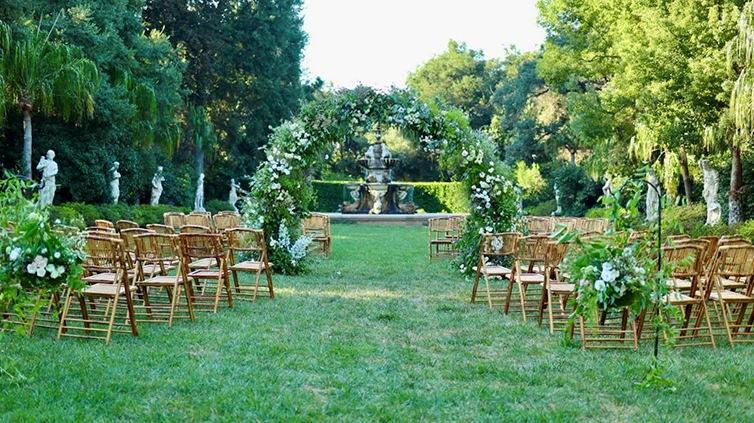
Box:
[50,203,191,228]
[311,181,469,213]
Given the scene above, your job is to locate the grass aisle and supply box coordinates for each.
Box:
[2,224,754,422]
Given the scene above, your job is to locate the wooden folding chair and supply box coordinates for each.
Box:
[538,241,575,334]
[132,233,195,325]
[57,236,138,345]
[225,228,275,302]
[471,232,519,309]
[179,233,233,313]
[658,244,716,347]
[506,235,547,321]
[94,219,115,230]
[186,212,213,231]
[703,244,754,345]
[428,217,456,259]
[116,220,139,231]
[120,228,151,261]
[146,223,176,234]
[180,224,211,234]
[213,213,241,234]
[163,212,186,230]
[302,213,331,257]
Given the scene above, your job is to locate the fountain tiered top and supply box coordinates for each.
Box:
[358,134,398,184]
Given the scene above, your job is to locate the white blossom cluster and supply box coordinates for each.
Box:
[269,224,312,266]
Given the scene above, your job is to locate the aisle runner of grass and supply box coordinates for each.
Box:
[2,225,754,422]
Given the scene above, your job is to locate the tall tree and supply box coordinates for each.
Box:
[0,19,99,178]
[408,40,504,129]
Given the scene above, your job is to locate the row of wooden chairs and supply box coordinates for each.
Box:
[469,230,754,349]
[523,216,609,235]
[163,211,241,234]
[4,228,274,345]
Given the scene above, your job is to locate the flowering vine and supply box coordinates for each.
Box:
[241,86,516,274]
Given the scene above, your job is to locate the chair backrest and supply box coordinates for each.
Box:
[478,232,519,267]
[706,244,754,297]
[186,212,212,229]
[544,240,570,280]
[428,217,454,238]
[303,213,330,238]
[516,235,548,269]
[180,224,211,234]
[85,227,120,239]
[146,223,176,234]
[524,217,551,235]
[213,213,241,233]
[663,244,705,296]
[134,233,181,278]
[83,236,127,275]
[226,228,268,262]
[179,233,225,261]
[163,212,186,229]
[94,219,115,230]
[666,234,691,244]
[116,220,139,231]
[120,228,152,253]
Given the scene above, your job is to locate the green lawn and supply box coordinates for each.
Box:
[2,224,754,422]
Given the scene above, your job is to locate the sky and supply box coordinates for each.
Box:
[300,0,546,90]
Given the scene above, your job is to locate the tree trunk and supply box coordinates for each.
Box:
[729,144,744,223]
[679,147,692,204]
[22,109,32,179]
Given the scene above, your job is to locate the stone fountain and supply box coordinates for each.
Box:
[340,134,417,214]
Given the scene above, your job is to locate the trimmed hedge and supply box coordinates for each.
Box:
[311,181,469,213]
[50,203,191,228]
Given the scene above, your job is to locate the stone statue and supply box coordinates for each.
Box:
[363,133,393,183]
[700,159,722,226]
[551,183,562,216]
[194,173,206,212]
[602,174,614,197]
[514,186,523,215]
[111,161,121,204]
[646,168,660,221]
[150,166,165,206]
[36,149,58,207]
[229,178,240,212]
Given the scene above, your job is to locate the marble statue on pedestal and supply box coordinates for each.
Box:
[150,166,164,206]
[602,174,614,197]
[194,173,206,212]
[111,161,121,204]
[551,183,562,216]
[229,178,240,212]
[514,186,523,214]
[37,149,58,207]
[646,168,660,221]
[700,159,722,226]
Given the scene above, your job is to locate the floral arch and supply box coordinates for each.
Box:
[242,86,517,274]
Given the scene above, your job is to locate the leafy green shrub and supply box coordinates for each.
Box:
[528,199,556,217]
[737,220,754,242]
[56,203,189,227]
[585,207,611,218]
[206,199,235,214]
[550,164,601,216]
[49,205,86,229]
[312,181,348,212]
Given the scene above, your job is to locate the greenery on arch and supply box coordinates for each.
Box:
[241,86,518,274]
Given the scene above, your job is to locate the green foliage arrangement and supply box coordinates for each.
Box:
[242,86,517,274]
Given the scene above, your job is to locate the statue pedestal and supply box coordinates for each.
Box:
[340,183,416,214]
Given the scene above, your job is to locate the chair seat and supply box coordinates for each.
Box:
[188,269,223,279]
[549,282,575,293]
[83,272,121,284]
[518,273,545,284]
[189,258,218,269]
[662,292,698,305]
[719,277,747,290]
[82,283,125,297]
[709,290,753,302]
[666,278,693,290]
[473,265,512,277]
[230,261,269,272]
[138,275,184,286]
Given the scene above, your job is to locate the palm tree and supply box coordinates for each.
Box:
[0,20,99,178]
